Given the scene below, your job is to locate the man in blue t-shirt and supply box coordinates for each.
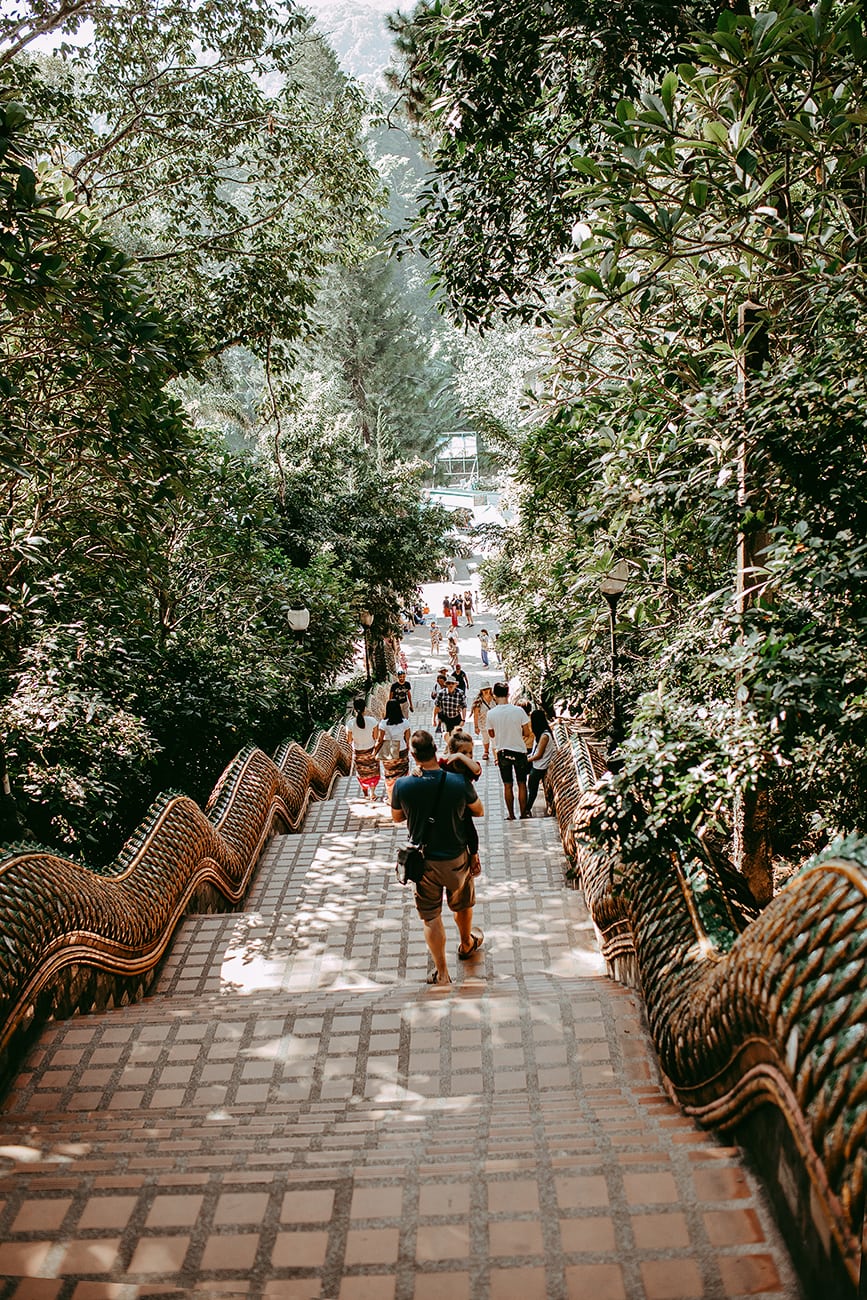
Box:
[392,729,484,985]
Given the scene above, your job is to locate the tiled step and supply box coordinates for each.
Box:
[0,1092,796,1299]
[0,744,801,1298]
[3,975,649,1128]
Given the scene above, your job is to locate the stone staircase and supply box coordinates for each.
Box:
[0,745,800,1298]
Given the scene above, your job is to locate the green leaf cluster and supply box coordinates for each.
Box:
[390,0,744,326]
[1,12,453,857]
[470,3,867,872]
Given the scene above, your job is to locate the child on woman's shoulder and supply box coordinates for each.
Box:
[440,729,482,875]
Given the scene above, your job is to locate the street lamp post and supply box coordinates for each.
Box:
[359,610,373,689]
[287,604,312,735]
[0,737,20,841]
[599,561,629,766]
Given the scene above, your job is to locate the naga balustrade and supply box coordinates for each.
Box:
[0,726,351,1095]
[546,721,867,1296]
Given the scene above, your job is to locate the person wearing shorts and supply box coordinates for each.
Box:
[392,730,484,985]
[388,670,413,720]
[434,677,466,736]
[485,682,532,820]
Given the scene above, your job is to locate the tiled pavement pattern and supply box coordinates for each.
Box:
[0,662,800,1297]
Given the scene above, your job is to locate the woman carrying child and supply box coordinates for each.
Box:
[439,729,483,879]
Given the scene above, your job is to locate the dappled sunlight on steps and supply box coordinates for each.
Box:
[0,726,800,1296]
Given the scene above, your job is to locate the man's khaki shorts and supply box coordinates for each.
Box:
[415,851,473,920]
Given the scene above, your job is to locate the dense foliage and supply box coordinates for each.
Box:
[388,0,747,325]
[405,0,867,891]
[10,0,383,363]
[1,2,453,860]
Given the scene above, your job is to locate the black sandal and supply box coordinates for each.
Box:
[457,930,484,960]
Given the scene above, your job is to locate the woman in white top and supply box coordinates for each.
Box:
[348,696,381,800]
[527,708,555,815]
[374,699,411,796]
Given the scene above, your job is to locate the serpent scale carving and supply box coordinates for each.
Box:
[546,725,867,1288]
[0,727,351,1089]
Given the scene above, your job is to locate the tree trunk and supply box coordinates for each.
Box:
[735,300,774,906]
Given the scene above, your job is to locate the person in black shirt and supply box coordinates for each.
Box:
[388,670,413,719]
[392,730,484,985]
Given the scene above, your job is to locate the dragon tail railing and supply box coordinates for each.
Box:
[546,723,866,1296]
[0,726,351,1092]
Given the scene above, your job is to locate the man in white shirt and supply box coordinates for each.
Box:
[485,682,533,820]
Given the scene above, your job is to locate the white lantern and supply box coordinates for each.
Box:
[287,606,310,633]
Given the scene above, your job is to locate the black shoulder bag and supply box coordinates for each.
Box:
[395,771,447,886]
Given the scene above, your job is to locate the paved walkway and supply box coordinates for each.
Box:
[0,611,800,1298]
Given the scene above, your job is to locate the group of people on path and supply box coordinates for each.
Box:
[348,665,557,985]
[349,670,555,816]
[442,590,474,627]
[428,617,496,669]
[346,669,415,803]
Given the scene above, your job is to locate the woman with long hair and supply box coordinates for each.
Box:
[527,709,555,815]
[374,698,411,796]
[348,696,381,800]
[471,683,494,761]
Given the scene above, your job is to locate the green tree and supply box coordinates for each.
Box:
[4,0,383,364]
[1,430,363,858]
[1,4,454,860]
[301,248,458,458]
[1,98,199,675]
[388,0,746,325]
[482,2,867,886]
[270,410,454,615]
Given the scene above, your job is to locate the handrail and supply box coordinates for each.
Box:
[0,726,351,1093]
[546,729,866,1291]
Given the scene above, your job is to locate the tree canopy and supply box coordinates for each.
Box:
[7,0,383,363]
[388,0,747,325]
[403,0,867,891]
[1,1,455,858]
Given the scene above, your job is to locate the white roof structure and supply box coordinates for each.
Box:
[436,432,477,460]
[434,431,478,490]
